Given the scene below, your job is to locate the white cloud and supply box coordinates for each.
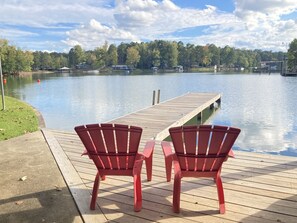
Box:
[161,0,179,10]
[1,0,297,51]
[116,0,158,10]
[235,0,297,50]
[0,0,114,27]
[235,0,297,17]
[63,19,140,49]
[64,0,237,48]
[0,28,38,39]
[114,1,235,35]
[185,0,297,51]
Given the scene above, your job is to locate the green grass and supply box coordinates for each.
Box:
[0,96,39,141]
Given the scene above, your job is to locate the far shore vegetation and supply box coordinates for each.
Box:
[0,96,39,141]
[1,38,297,75]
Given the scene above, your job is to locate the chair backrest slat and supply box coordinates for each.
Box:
[184,126,198,171]
[127,126,142,169]
[169,125,240,172]
[85,124,111,169]
[101,124,117,153]
[204,126,228,171]
[197,125,212,171]
[208,126,228,155]
[115,124,129,169]
[170,126,187,170]
[101,124,118,168]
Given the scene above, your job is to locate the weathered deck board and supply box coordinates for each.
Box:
[43,93,297,223]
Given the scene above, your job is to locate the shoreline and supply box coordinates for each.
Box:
[18,70,54,77]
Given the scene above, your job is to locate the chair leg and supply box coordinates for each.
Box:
[165,157,172,182]
[133,174,142,212]
[145,155,153,181]
[172,174,181,213]
[90,172,100,210]
[215,175,226,214]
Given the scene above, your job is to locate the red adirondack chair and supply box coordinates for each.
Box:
[161,125,240,214]
[74,123,155,212]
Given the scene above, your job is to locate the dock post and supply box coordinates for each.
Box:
[197,112,203,124]
[152,90,156,105]
[157,89,160,104]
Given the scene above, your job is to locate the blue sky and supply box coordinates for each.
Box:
[0,0,297,52]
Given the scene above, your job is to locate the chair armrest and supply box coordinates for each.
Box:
[81,149,88,156]
[161,141,175,182]
[136,140,155,181]
[228,149,235,158]
[161,141,175,158]
[134,142,152,175]
[224,149,235,162]
[142,140,155,159]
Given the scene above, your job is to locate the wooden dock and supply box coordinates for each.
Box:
[42,93,297,223]
[108,92,221,141]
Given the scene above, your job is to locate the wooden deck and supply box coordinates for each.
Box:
[42,93,297,223]
[107,92,221,141]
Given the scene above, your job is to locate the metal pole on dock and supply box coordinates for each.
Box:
[152,90,161,105]
[157,89,160,104]
[0,56,5,110]
[152,90,156,105]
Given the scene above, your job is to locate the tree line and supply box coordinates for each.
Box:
[1,38,297,75]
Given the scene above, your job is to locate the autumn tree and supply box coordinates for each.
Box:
[105,44,118,66]
[32,51,42,70]
[0,39,33,74]
[126,46,140,67]
[16,50,34,72]
[208,44,220,66]
[92,44,108,69]
[220,46,235,68]
[151,49,161,67]
[167,41,178,67]
[177,41,188,68]
[288,38,297,72]
[117,43,128,64]
[69,45,85,68]
[40,52,52,69]
[137,42,150,69]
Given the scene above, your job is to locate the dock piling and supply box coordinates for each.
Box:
[152,90,156,105]
[152,89,161,105]
[157,89,160,104]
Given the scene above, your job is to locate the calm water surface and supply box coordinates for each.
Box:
[3,72,297,156]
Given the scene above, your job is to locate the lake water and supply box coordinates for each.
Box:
[3,71,297,157]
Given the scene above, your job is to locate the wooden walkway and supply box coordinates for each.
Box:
[107,92,221,141]
[42,93,297,223]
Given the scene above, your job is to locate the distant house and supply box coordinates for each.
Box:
[112,65,133,71]
[152,66,158,72]
[76,62,89,69]
[58,67,70,73]
[174,65,183,72]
